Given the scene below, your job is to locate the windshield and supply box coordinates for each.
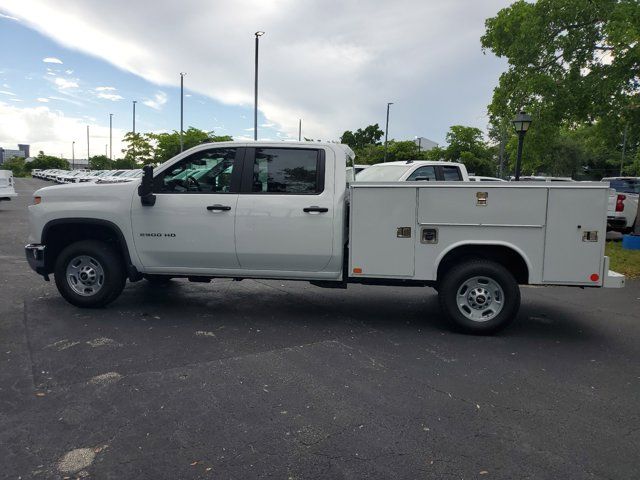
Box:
[609,179,640,194]
[356,165,410,182]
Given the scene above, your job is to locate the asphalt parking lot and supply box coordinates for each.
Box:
[1,178,639,479]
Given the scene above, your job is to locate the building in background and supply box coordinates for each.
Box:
[414,137,438,152]
[0,144,30,165]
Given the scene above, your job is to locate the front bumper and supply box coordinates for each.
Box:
[25,244,47,277]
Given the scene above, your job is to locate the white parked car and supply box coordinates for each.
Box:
[356,160,469,182]
[604,177,639,233]
[25,141,624,334]
[0,170,17,201]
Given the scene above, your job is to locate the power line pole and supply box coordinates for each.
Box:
[384,102,393,162]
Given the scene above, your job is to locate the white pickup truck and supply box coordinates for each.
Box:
[604,177,639,233]
[0,170,17,201]
[26,142,624,334]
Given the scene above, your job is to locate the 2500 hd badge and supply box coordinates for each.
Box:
[139,233,176,238]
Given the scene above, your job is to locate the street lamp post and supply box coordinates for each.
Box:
[254,31,265,141]
[132,100,137,162]
[132,100,137,134]
[180,72,186,152]
[511,111,532,181]
[109,113,113,160]
[384,102,393,163]
[86,125,90,165]
[298,119,302,142]
[72,141,75,170]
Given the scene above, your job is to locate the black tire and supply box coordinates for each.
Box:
[438,259,520,334]
[54,240,126,308]
[144,275,173,285]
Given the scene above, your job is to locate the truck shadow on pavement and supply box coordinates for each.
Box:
[24,278,598,390]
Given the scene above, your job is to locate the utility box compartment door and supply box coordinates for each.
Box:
[349,187,416,278]
[543,188,606,283]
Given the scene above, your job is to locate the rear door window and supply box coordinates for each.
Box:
[441,166,462,181]
[249,148,323,194]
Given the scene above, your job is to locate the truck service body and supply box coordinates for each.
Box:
[26,141,624,333]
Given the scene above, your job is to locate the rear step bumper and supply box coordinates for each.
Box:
[603,257,625,288]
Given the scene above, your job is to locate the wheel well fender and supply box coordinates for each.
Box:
[41,218,140,280]
[434,241,531,285]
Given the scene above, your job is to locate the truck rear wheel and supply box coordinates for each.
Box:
[438,259,520,334]
[54,240,126,308]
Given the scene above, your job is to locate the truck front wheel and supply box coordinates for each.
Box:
[438,259,520,334]
[54,240,126,308]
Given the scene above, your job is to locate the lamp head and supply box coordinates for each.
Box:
[512,111,532,133]
[255,31,265,37]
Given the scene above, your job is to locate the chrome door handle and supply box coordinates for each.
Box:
[303,206,328,213]
[206,204,231,211]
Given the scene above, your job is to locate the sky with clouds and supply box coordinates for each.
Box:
[0,0,511,159]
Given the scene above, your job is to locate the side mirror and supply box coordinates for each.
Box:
[138,165,156,206]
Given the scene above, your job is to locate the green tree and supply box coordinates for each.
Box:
[89,155,113,170]
[340,124,384,150]
[27,151,70,171]
[121,132,155,165]
[113,158,137,169]
[482,0,640,176]
[151,127,232,164]
[0,156,27,177]
[439,126,497,176]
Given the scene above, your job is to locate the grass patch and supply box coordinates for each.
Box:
[606,241,640,279]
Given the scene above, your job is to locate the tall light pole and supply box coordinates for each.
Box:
[298,119,302,141]
[132,100,137,135]
[383,102,393,162]
[109,113,113,160]
[512,111,532,181]
[254,31,265,141]
[86,125,90,165]
[132,100,137,162]
[180,72,186,152]
[72,141,75,170]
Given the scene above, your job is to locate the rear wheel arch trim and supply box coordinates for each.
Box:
[433,241,532,283]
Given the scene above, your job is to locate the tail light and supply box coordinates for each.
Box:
[615,194,626,212]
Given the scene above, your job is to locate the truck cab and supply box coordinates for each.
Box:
[355,160,469,182]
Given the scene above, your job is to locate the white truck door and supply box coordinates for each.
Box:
[234,147,334,272]
[349,186,416,277]
[543,187,607,283]
[130,146,243,270]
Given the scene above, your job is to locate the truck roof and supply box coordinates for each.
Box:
[373,160,465,167]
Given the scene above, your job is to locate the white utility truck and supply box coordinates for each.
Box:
[26,142,624,333]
